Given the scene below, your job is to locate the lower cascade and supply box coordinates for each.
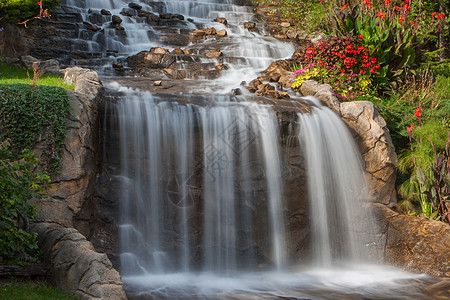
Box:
[101,88,432,299]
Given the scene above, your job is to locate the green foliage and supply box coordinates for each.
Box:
[0,61,74,90]
[321,0,447,94]
[0,0,61,25]
[291,35,379,100]
[0,140,50,264]
[0,282,75,299]
[257,0,325,30]
[0,83,71,173]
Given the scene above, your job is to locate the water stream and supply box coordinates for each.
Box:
[55,0,444,298]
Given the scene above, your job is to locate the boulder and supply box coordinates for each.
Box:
[31,223,127,299]
[160,13,184,20]
[127,48,176,69]
[373,204,450,277]
[111,15,122,24]
[215,17,228,25]
[20,55,39,68]
[205,49,222,59]
[244,21,256,29]
[215,63,227,71]
[100,9,111,16]
[217,29,227,37]
[299,80,340,114]
[204,27,217,35]
[340,101,398,206]
[128,2,142,10]
[32,59,60,75]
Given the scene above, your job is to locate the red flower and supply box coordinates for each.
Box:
[341,4,348,10]
[437,13,446,20]
[398,16,405,22]
[38,0,42,5]
[377,12,386,19]
[407,124,414,135]
[414,107,421,118]
[385,0,391,5]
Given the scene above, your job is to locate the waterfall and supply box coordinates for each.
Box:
[297,104,369,266]
[112,88,287,275]
[46,0,436,297]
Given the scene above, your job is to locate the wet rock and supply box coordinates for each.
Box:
[160,13,184,21]
[127,48,176,69]
[84,22,100,32]
[128,2,142,10]
[115,25,125,31]
[119,9,134,17]
[258,83,275,94]
[193,30,206,37]
[205,49,222,59]
[204,27,217,35]
[172,48,183,54]
[153,80,162,86]
[247,78,262,92]
[111,15,122,24]
[100,9,111,16]
[244,21,256,29]
[232,88,242,95]
[112,63,123,69]
[183,49,190,55]
[145,13,160,26]
[215,63,227,71]
[280,22,291,28]
[214,17,228,25]
[263,60,292,88]
[217,29,227,37]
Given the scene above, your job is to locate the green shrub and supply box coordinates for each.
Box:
[0,83,70,173]
[0,140,50,264]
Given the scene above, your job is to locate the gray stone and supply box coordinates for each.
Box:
[20,55,38,69]
[111,15,122,24]
[32,59,60,74]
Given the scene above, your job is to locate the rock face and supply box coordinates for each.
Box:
[31,223,126,299]
[341,101,398,206]
[373,204,450,277]
[30,67,126,299]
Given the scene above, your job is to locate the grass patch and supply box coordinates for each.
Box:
[0,62,74,90]
[0,282,75,300]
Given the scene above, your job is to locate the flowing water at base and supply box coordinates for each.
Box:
[122,265,439,300]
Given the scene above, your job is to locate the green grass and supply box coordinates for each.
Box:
[0,62,74,90]
[0,282,75,300]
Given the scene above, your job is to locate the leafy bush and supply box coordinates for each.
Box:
[291,35,380,100]
[0,83,70,173]
[0,140,50,264]
[0,281,75,299]
[0,0,61,25]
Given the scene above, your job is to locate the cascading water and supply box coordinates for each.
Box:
[52,0,442,298]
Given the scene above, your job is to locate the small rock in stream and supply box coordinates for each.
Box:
[112,15,123,24]
[153,80,162,86]
[214,17,228,25]
[244,21,256,29]
[100,9,111,16]
[217,29,227,37]
[205,49,222,59]
[128,3,142,10]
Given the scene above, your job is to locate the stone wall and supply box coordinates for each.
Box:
[30,67,126,299]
